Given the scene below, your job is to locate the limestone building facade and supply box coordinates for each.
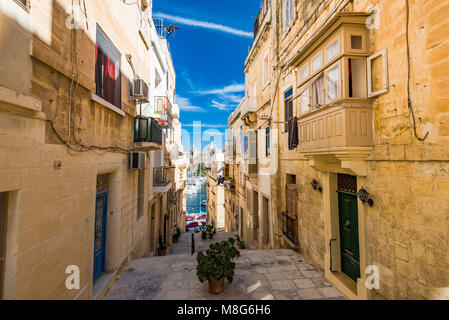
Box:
[0,0,185,299]
[226,0,449,300]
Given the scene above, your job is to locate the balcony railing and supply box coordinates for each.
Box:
[154,96,173,117]
[153,167,172,187]
[282,212,298,245]
[134,117,162,145]
[240,96,257,119]
[168,190,178,206]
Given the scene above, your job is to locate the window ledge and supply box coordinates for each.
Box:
[91,93,125,117]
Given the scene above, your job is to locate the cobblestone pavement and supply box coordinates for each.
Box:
[104,232,347,300]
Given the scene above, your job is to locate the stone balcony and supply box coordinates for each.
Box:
[240,96,257,125]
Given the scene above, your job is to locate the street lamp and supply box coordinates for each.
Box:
[311,179,322,192]
[357,188,374,207]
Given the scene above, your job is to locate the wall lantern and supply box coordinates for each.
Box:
[311,179,322,192]
[357,188,374,207]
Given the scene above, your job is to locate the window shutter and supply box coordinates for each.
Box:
[248,130,257,165]
[367,49,389,98]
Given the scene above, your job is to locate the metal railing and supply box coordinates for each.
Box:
[282,212,298,245]
[154,96,173,117]
[134,117,162,144]
[153,167,172,187]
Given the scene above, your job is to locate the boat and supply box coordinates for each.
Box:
[200,200,206,207]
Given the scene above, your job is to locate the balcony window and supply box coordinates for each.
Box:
[299,87,310,114]
[95,25,122,109]
[312,52,323,73]
[326,64,340,102]
[299,64,309,82]
[311,74,324,109]
[326,39,339,62]
[243,135,249,156]
[348,58,367,98]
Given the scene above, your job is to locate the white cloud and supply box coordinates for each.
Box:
[211,100,232,111]
[154,13,253,38]
[196,84,245,95]
[176,96,206,112]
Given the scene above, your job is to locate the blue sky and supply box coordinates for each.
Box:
[153,0,260,152]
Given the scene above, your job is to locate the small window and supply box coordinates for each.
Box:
[96,25,122,108]
[327,64,340,102]
[367,49,389,98]
[265,127,270,157]
[299,87,310,114]
[300,65,309,82]
[351,35,363,50]
[312,52,323,73]
[326,39,339,61]
[284,88,293,132]
[311,74,324,109]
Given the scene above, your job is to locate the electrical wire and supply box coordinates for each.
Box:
[405,0,429,141]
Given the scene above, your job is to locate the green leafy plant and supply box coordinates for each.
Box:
[196,238,241,283]
[206,221,216,239]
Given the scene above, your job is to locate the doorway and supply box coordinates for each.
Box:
[252,191,259,244]
[0,193,7,298]
[94,174,109,283]
[262,196,269,245]
[337,174,360,282]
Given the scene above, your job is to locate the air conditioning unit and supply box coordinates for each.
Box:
[128,152,146,170]
[131,79,149,102]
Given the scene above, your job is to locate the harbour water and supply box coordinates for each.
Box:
[186,180,207,216]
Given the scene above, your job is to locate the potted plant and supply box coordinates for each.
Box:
[201,222,207,240]
[172,226,182,243]
[207,222,216,239]
[235,235,245,249]
[196,238,240,294]
[158,234,168,256]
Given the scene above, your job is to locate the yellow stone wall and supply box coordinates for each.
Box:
[0,0,163,300]
[237,0,449,299]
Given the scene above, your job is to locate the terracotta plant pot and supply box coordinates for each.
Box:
[208,277,225,295]
[158,248,167,256]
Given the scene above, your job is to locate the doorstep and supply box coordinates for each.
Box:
[93,270,118,300]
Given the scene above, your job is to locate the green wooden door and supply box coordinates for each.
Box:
[338,192,360,282]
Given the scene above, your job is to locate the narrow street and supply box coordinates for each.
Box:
[104,232,346,300]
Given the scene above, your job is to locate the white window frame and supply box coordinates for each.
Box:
[298,86,311,114]
[367,49,389,98]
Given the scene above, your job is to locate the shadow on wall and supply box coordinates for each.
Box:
[0,0,137,150]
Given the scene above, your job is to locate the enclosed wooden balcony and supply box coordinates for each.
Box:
[298,104,373,155]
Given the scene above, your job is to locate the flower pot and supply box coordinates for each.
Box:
[208,277,225,295]
[158,248,167,256]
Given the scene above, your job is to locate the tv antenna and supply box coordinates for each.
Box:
[154,18,180,39]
